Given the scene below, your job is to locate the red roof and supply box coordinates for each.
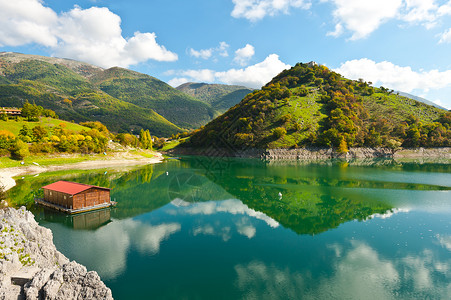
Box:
[42,181,110,195]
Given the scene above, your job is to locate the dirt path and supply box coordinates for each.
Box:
[0,152,164,191]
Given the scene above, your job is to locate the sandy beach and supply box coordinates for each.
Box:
[0,152,164,191]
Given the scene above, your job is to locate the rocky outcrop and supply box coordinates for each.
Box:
[170,147,451,160]
[0,207,113,300]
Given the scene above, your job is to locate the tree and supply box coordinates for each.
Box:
[0,112,7,121]
[32,125,48,141]
[10,140,30,159]
[139,129,152,149]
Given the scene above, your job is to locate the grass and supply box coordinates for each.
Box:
[160,138,186,151]
[0,153,109,168]
[0,117,90,136]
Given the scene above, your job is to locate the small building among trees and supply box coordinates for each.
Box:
[39,181,113,213]
[0,107,21,116]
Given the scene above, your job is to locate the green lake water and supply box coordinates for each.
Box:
[10,156,451,299]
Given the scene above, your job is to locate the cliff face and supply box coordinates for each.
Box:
[0,207,113,300]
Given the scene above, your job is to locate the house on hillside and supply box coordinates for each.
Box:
[37,181,114,214]
[0,107,21,116]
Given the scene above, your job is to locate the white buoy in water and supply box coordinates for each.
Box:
[166,172,169,175]
[278,192,282,199]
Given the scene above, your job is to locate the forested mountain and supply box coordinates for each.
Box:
[185,62,450,151]
[176,82,253,117]
[0,52,214,135]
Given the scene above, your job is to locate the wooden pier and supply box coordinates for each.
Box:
[35,198,117,214]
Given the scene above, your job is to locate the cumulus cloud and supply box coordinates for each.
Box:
[327,0,402,40]
[234,44,255,66]
[216,54,290,87]
[0,0,58,47]
[335,58,451,95]
[0,1,177,68]
[169,54,289,88]
[188,42,230,60]
[326,0,451,40]
[231,0,311,22]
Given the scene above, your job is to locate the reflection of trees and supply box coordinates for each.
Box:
[198,158,396,235]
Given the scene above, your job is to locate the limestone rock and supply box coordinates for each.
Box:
[0,207,113,300]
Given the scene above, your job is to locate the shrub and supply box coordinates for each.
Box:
[10,140,30,159]
[273,127,287,139]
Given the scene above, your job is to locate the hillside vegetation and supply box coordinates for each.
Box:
[0,52,221,136]
[176,82,253,117]
[185,62,450,151]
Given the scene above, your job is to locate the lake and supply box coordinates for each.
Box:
[10,156,451,299]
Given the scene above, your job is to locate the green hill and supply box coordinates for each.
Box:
[0,52,217,135]
[92,68,214,129]
[185,62,450,151]
[176,82,254,117]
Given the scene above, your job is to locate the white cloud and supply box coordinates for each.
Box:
[188,42,230,60]
[335,58,451,95]
[439,28,451,43]
[169,54,290,89]
[216,54,290,88]
[401,0,439,25]
[327,0,403,40]
[231,0,311,22]
[218,41,230,57]
[0,0,58,47]
[0,1,177,68]
[326,0,451,40]
[181,69,216,82]
[234,44,255,66]
[189,48,213,59]
[168,77,190,87]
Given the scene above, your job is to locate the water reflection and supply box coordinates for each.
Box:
[9,157,451,299]
[12,157,450,236]
[34,208,112,230]
[234,238,451,300]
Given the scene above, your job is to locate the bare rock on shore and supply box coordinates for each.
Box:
[0,207,113,300]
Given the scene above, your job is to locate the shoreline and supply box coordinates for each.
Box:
[169,147,451,160]
[0,152,164,192]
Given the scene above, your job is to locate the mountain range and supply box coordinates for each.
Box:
[0,52,252,136]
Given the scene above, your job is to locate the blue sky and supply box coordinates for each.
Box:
[1,0,451,108]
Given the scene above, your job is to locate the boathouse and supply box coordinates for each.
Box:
[40,181,111,212]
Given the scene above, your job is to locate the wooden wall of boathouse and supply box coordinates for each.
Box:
[43,187,110,210]
[72,188,110,209]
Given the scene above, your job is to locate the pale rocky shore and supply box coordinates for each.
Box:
[0,206,113,300]
[0,151,163,192]
[170,147,451,160]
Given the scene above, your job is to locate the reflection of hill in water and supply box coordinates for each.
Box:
[13,157,451,235]
[189,157,450,235]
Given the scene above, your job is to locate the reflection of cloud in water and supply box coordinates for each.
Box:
[367,208,410,220]
[235,261,305,300]
[65,219,180,280]
[183,199,279,228]
[193,224,232,242]
[437,234,451,251]
[236,217,256,239]
[235,241,451,299]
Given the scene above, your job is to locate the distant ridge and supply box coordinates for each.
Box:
[176,82,254,117]
[396,91,448,111]
[0,52,219,135]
